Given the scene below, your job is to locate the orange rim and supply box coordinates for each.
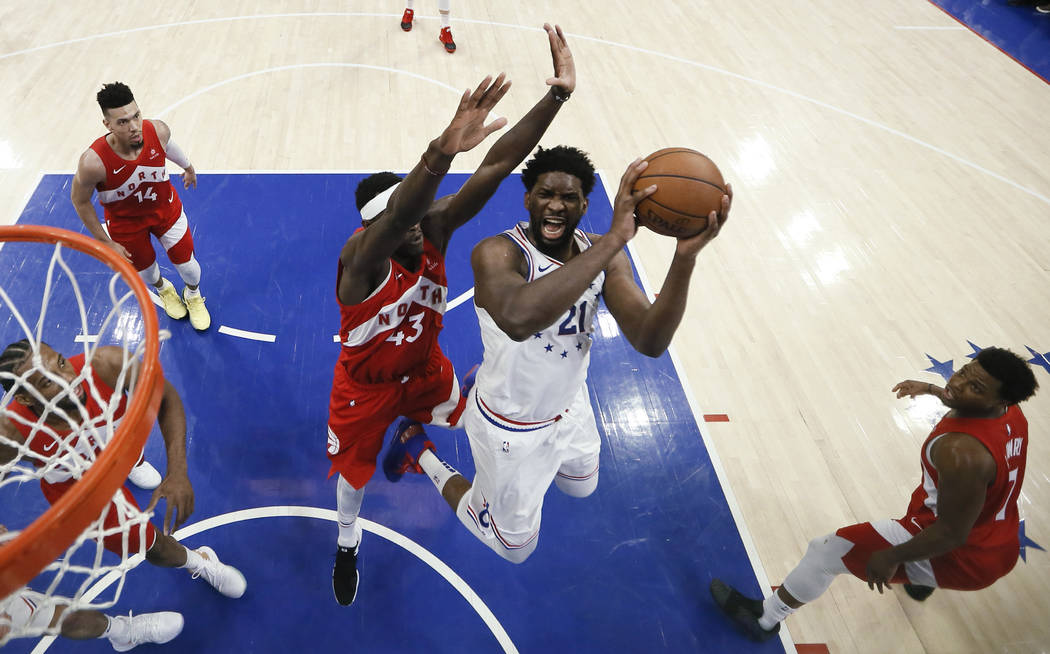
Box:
[0,225,162,599]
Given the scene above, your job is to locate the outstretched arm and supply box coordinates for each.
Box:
[340,74,511,301]
[603,187,730,357]
[93,347,193,534]
[429,24,575,247]
[472,159,655,340]
[70,151,131,262]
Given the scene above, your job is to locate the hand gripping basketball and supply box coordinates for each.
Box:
[609,158,657,244]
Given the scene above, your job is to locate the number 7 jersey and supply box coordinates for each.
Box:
[473,222,604,422]
[904,404,1028,551]
[335,235,448,385]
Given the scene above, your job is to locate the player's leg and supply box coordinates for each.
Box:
[326,373,398,605]
[437,0,456,52]
[61,606,184,650]
[0,589,183,648]
[155,211,209,330]
[106,219,187,321]
[95,486,247,598]
[401,0,414,30]
[333,473,365,605]
[553,387,601,498]
[711,519,925,642]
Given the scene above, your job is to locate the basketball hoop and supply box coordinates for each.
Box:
[0,225,164,640]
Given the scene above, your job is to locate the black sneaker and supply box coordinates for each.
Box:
[709,578,781,643]
[903,584,935,601]
[333,545,359,606]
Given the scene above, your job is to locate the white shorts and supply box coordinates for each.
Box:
[459,384,600,556]
[0,588,54,637]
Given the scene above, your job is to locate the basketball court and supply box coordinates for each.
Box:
[1,2,1048,653]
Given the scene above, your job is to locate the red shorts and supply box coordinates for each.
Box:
[837,521,1018,590]
[107,210,193,271]
[327,348,466,489]
[40,480,156,556]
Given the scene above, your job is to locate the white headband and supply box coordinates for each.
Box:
[360,183,401,222]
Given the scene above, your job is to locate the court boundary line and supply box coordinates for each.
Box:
[29,506,518,654]
[5,13,1047,206]
[598,170,797,653]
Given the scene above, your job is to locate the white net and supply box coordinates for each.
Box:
[0,237,167,644]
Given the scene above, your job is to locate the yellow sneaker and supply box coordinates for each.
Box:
[183,289,211,331]
[156,279,187,320]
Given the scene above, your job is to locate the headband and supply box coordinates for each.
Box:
[360,183,401,222]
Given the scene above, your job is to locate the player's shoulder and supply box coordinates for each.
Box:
[148,119,170,143]
[76,147,105,173]
[932,431,998,473]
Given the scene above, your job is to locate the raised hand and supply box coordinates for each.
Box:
[437,74,513,156]
[609,158,656,244]
[893,380,935,398]
[676,183,732,258]
[544,23,575,96]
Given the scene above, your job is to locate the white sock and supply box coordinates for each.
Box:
[418,449,458,493]
[102,614,128,642]
[179,546,205,572]
[438,0,450,27]
[154,276,173,292]
[183,286,201,299]
[336,476,364,548]
[758,592,795,630]
[439,11,450,28]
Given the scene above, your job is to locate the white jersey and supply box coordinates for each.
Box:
[473,222,604,422]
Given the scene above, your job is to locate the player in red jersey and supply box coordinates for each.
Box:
[71,82,211,331]
[328,24,576,605]
[710,347,1039,642]
[0,340,247,603]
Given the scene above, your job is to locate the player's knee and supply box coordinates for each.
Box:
[803,533,845,573]
[555,472,598,498]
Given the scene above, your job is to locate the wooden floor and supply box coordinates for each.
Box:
[1,2,1048,652]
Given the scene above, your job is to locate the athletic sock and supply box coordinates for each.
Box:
[183,286,201,299]
[758,592,796,631]
[179,546,205,572]
[418,449,458,493]
[102,614,128,642]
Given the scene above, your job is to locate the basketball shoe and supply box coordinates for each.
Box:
[127,459,162,490]
[400,8,413,31]
[382,418,435,482]
[108,612,184,652]
[182,289,211,331]
[155,278,187,320]
[903,584,936,601]
[709,579,781,642]
[190,546,247,598]
[439,27,456,53]
[332,542,360,606]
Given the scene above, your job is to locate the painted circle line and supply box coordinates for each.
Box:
[0,12,1045,205]
[30,505,518,654]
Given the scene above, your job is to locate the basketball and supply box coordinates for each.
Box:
[632,148,726,238]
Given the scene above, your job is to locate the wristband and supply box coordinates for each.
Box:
[421,154,448,177]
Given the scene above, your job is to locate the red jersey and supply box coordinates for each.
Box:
[89,120,182,223]
[6,354,127,485]
[335,236,448,384]
[904,405,1028,550]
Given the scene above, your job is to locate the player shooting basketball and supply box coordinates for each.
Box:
[382,146,731,563]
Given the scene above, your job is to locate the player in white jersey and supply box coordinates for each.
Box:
[384,146,731,562]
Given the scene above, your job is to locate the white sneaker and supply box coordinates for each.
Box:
[108,611,184,652]
[191,546,247,598]
[127,460,162,490]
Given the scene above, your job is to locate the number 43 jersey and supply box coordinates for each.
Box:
[336,236,448,385]
[474,222,604,422]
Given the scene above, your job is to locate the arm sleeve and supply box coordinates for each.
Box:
[165,139,192,169]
